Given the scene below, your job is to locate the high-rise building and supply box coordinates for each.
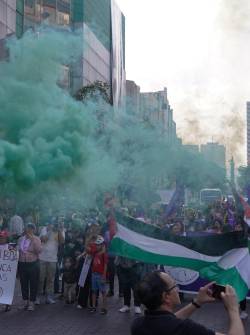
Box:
[126,80,140,116]
[247,102,250,165]
[140,87,177,144]
[71,0,113,94]
[0,0,24,58]
[184,144,200,154]
[200,142,226,170]
[0,0,17,39]
[0,0,126,107]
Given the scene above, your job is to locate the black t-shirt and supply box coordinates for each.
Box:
[62,267,77,284]
[131,310,215,335]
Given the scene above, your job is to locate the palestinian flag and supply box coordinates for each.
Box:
[110,214,250,301]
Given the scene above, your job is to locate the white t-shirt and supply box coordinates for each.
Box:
[9,215,24,236]
[39,227,59,263]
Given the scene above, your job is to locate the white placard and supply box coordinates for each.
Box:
[0,244,18,305]
[78,255,92,288]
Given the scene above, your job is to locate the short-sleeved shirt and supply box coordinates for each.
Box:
[88,244,108,275]
[39,227,59,263]
[62,267,77,284]
[131,310,215,335]
[92,252,108,274]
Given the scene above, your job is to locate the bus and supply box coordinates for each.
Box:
[200,188,222,205]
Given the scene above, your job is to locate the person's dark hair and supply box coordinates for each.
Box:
[26,223,36,231]
[170,221,184,236]
[136,271,170,311]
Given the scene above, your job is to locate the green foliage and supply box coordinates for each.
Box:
[75,81,111,104]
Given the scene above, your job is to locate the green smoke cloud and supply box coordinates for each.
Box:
[0,30,90,188]
[0,28,225,211]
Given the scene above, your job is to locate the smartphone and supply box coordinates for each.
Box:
[212,284,226,299]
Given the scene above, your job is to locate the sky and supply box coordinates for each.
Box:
[116,0,250,165]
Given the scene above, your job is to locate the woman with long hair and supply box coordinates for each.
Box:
[18,223,41,311]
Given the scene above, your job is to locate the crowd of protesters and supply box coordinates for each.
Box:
[0,207,149,315]
[0,195,248,319]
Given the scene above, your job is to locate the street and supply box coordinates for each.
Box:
[1,285,249,335]
[0,2,250,335]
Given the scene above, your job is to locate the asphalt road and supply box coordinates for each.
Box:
[1,282,249,335]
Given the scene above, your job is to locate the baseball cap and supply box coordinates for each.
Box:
[95,235,104,245]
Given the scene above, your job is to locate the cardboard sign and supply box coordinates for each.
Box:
[78,255,92,288]
[0,244,18,305]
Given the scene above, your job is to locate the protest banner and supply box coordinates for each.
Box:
[0,244,18,305]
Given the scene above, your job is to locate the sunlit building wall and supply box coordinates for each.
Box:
[126,80,141,116]
[140,87,177,144]
[0,0,17,39]
[0,0,24,58]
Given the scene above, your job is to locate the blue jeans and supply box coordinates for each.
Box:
[91,272,106,293]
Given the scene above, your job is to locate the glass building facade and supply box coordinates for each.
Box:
[111,0,125,108]
[1,0,126,106]
[24,0,70,29]
[72,0,126,106]
[16,0,24,38]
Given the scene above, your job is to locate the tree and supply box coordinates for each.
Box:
[74,81,111,105]
[74,81,112,137]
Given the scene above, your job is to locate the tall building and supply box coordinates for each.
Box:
[0,0,15,39]
[0,0,24,58]
[140,87,177,144]
[71,0,113,94]
[247,102,250,165]
[184,144,200,154]
[126,80,140,116]
[200,142,226,170]
[0,0,126,107]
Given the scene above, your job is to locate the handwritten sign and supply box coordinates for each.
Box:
[0,244,18,305]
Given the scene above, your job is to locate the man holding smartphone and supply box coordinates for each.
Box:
[131,271,245,335]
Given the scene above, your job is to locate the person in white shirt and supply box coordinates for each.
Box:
[8,214,24,238]
[37,221,64,304]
